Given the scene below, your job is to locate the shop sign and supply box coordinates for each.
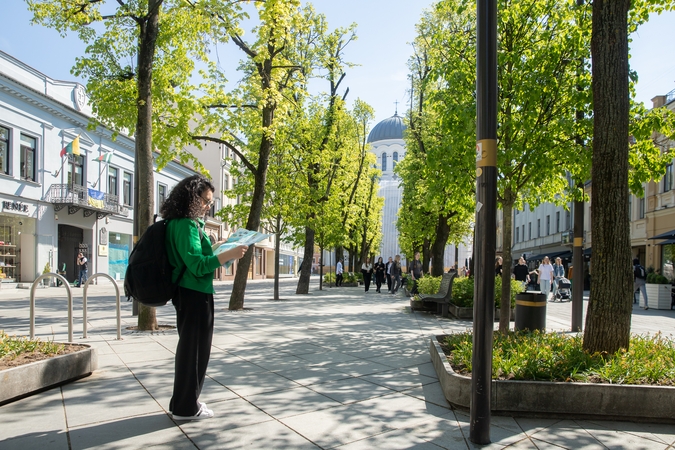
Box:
[2,201,29,214]
[98,245,108,257]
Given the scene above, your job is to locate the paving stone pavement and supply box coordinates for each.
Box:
[1,277,674,449]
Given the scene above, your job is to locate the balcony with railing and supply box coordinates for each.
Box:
[46,184,129,219]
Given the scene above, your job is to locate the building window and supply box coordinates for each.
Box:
[565,210,571,230]
[20,134,36,181]
[522,225,525,242]
[537,219,541,238]
[0,126,9,175]
[108,166,118,195]
[382,153,387,172]
[528,222,531,240]
[639,195,645,219]
[158,183,167,210]
[516,227,520,243]
[546,215,550,235]
[556,211,560,233]
[665,163,673,192]
[67,154,84,186]
[393,151,399,162]
[224,174,229,190]
[123,172,132,206]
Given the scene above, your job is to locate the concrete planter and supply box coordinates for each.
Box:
[0,344,97,405]
[430,337,675,423]
[645,283,672,310]
[448,302,473,320]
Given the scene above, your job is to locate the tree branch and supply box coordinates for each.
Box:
[191,135,257,174]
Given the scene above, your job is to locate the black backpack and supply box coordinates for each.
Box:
[634,264,646,280]
[124,219,187,307]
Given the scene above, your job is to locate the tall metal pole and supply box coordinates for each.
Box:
[471,0,497,444]
[571,0,586,332]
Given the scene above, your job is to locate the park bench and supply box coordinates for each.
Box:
[412,272,457,317]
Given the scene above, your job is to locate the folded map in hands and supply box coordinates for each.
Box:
[213,229,272,268]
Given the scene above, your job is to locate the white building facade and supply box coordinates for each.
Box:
[0,50,197,286]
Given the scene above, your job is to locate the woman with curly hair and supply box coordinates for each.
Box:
[161,174,247,421]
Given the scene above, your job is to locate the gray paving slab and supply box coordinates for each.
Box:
[2,279,675,450]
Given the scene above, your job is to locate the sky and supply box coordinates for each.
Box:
[1,1,674,128]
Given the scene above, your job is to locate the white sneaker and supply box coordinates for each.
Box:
[172,403,214,420]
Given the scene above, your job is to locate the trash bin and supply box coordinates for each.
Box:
[515,292,547,331]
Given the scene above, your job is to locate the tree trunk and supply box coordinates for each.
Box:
[135,2,160,331]
[229,104,274,310]
[423,238,431,275]
[319,243,324,291]
[296,225,315,294]
[583,0,632,354]
[273,215,281,300]
[499,196,514,333]
[430,213,451,276]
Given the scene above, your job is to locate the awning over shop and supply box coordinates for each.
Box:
[657,238,675,245]
[648,229,675,240]
[525,250,571,262]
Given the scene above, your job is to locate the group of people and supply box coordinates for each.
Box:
[336,252,427,294]
[504,255,566,301]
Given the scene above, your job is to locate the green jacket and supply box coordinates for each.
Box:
[166,218,221,294]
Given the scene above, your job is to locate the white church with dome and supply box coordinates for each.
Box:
[367,113,472,270]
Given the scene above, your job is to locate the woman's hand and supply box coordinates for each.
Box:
[216,245,248,265]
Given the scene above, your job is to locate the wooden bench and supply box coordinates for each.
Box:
[414,272,457,317]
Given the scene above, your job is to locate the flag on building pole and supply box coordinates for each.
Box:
[92,152,113,163]
[59,135,81,157]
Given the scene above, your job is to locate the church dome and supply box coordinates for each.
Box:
[367,113,407,143]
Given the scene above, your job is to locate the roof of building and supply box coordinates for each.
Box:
[367,113,407,143]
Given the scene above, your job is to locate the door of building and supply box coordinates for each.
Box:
[58,225,83,282]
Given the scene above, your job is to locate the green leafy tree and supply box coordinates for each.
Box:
[27,0,244,329]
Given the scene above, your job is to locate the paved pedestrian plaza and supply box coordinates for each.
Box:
[1,278,674,449]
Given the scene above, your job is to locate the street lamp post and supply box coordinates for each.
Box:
[471,0,498,444]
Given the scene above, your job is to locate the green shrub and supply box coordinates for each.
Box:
[355,271,364,282]
[646,272,670,284]
[495,277,523,309]
[450,276,523,308]
[323,272,336,283]
[416,275,442,295]
[343,272,358,283]
[451,277,474,307]
[442,331,675,385]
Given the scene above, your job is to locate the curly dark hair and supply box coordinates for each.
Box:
[160,175,215,220]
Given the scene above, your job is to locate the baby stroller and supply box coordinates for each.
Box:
[555,277,572,301]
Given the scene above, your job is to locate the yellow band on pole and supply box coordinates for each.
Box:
[515,300,547,307]
[476,139,497,167]
[573,237,583,247]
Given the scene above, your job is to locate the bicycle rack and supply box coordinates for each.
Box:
[83,273,122,340]
[30,273,73,342]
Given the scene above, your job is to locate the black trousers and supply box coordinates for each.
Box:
[364,273,372,291]
[386,273,392,291]
[375,274,384,292]
[169,286,214,416]
[336,273,343,286]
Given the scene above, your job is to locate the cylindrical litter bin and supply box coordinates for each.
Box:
[515,292,547,331]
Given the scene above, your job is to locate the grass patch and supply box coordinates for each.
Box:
[0,331,65,362]
[442,330,675,385]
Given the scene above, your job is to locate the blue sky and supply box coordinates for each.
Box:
[1,1,673,127]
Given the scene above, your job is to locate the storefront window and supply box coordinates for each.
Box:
[0,214,36,283]
[255,248,263,275]
[108,232,132,280]
[277,253,295,275]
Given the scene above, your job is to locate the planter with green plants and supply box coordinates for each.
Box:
[430,330,675,421]
[645,271,672,310]
[0,331,96,405]
[409,276,442,311]
[343,272,359,287]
